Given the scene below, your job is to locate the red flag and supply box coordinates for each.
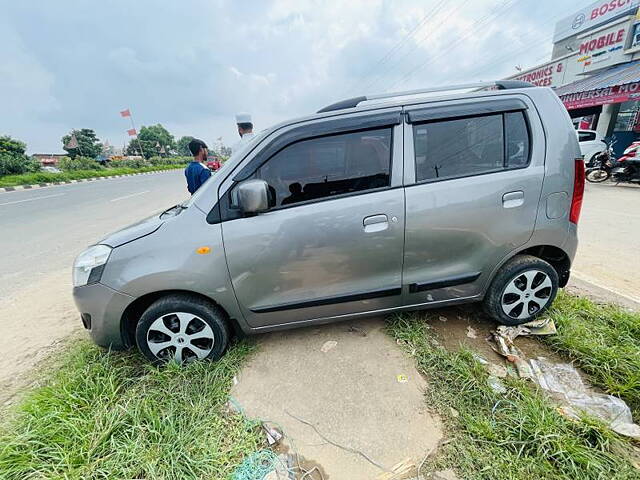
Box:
[65,134,78,149]
[127,128,137,136]
[120,109,131,117]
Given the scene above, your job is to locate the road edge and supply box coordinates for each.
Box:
[0,169,180,193]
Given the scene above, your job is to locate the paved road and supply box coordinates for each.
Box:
[573,182,640,303]
[0,170,188,301]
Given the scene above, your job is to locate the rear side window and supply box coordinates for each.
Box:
[257,128,392,207]
[578,131,596,142]
[413,111,530,182]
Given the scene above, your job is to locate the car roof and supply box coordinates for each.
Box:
[260,82,545,138]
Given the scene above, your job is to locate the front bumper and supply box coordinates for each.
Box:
[73,283,135,350]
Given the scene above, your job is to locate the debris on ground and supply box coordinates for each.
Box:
[348,325,367,337]
[263,423,284,446]
[438,316,447,322]
[397,374,409,383]
[487,363,508,378]
[320,340,337,353]
[488,317,640,440]
[487,375,507,394]
[530,358,640,440]
[376,458,416,480]
[465,326,478,339]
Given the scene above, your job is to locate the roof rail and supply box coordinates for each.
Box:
[317,80,534,113]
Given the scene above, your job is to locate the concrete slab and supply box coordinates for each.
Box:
[232,317,443,479]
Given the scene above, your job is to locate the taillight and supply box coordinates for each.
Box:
[570,158,585,224]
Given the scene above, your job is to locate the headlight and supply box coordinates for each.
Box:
[73,245,112,287]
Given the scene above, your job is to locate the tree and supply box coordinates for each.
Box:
[61,129,103,159]
[126,124,175,159]
[176,136,194,156]
[0,135,27,156]
[0,135,40,176]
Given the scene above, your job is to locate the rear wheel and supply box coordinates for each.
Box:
[135,294,229,364]
[483,255,558,326]
[586,168,610,183]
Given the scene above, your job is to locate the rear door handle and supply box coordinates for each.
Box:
[363,214,388,233]
[502,191,524,209]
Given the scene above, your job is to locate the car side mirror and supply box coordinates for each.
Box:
[237,179,270,214]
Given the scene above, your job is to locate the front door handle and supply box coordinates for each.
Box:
[502,191,524,209]
[363,214,388,233]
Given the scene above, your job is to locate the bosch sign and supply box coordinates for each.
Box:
[553,0,638,42]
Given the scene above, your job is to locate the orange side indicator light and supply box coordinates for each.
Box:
[196,246,211,255]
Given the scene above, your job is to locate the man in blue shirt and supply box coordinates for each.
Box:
[185,138,212,194]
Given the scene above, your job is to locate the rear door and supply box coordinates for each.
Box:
[401,95,545,304]
[220,110,406,328]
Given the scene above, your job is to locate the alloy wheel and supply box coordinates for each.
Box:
[500,270,552,320]
[146,312,215,363]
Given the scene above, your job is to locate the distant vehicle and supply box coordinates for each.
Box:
[42,166,62,173]
[206,156,222,171]
[576,130,607,167]
[585,139,615,183]
[73,80,582,364]
[612,141,640,184]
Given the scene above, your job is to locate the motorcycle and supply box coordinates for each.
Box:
[611,142,640,184]
[585,139,616,183]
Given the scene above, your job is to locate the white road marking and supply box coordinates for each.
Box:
[110,190,150,202]
[571,270,640,305]
[0,193,65,206]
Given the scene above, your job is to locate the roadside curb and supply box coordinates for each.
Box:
[0,169,178,193]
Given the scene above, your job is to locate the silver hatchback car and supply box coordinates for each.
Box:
[73,81,584,364]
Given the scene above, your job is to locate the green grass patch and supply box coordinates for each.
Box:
[0,340,262,480]
[541,291,640,418]
[387,313,639,480]
[0,164,185,188]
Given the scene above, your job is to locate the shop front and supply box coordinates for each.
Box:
[555,61,640,156]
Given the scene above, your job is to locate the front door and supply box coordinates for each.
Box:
[222,122,405,328]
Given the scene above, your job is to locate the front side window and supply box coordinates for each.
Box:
[413,110,530,182]
[256,128,392,207]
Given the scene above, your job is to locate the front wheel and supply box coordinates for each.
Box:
[483,255,559,326]
[586,167,611,183]
[135,294,230,364]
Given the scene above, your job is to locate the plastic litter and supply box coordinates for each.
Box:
[487,375,507,394]
[231,450,291,480]
[396,374,408,383]
[466,326,478,339]
[529,358,640,440]
[488,318,640,440]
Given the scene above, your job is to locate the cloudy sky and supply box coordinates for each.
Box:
[1,0,587,153]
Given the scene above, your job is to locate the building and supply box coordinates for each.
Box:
[32,153,66,166]
[508,0,640,156]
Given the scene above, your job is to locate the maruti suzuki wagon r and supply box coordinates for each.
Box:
[73,80,584,364]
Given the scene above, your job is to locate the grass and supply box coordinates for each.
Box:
[541,291,640,418]
[0,164,185,188]
[0,340,263,480]
[387,312,639,480]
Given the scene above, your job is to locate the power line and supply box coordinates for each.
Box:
[359,0,471,94]
[343,0,448,96]
[388,0,519,92]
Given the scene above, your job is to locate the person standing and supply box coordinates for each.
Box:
[231,112,255,153]
[184,138,211,194]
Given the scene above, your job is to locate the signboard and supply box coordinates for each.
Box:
[575,23,629,72]
[511,60,567,87]
[560,81,640,109]
[554,0,638,42]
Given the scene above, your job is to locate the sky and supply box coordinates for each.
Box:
[0,0,591,153]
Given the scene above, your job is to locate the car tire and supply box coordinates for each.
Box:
[135,294,230,364]
[483,255,558,326]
